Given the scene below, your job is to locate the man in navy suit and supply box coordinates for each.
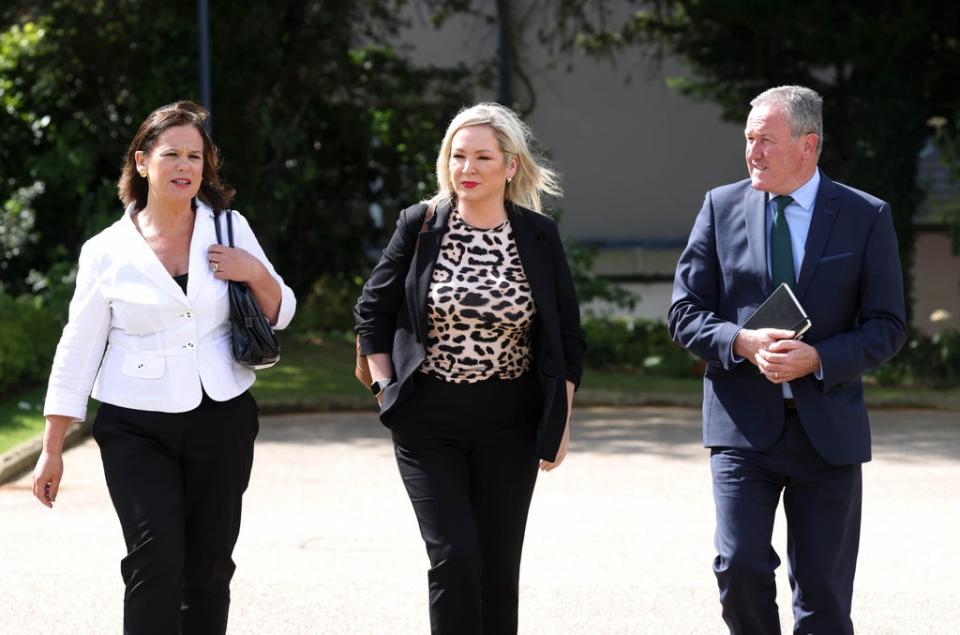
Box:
[669,85,906,634]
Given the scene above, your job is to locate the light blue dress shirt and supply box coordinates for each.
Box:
[730,169,822,398]
[767,169,820,398]
[767,169,820,285]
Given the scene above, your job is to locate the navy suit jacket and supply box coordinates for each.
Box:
[668,173,907,465]
[354,199,586,462]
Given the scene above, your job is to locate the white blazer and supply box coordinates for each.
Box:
[43,201,296,421]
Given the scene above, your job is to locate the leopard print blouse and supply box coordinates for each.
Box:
[419,210,537,383]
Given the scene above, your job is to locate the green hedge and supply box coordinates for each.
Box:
[582,316,703,377]
[294,272,365,336]
[867,329,960,388]
[584,316,960,388]
[0,291,62,396]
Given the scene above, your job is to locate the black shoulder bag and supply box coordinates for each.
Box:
[214,210,281,370]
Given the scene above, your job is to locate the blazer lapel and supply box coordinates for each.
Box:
[409,199,452,341]
[508,203,551,313]
[743,186,770,295]
[120,204,191,307]
[795,173,840,300]
[187,201,218,304]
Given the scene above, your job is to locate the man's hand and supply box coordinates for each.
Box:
[733,328,795,365]
[755,338,821,384]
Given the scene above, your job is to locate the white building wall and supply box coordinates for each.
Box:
[394,5,960,330]
[395,6,746,243]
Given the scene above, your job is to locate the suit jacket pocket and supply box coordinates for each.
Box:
[120,353,165,379]
[819,251,855,264]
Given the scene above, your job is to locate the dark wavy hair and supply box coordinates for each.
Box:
[117,101,234,212]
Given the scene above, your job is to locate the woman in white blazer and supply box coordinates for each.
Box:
[32,101,295,635]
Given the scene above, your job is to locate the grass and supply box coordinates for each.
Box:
[577,368,702,407]
[861,383,960,410]
[0,386,47,455]
[249,335,371,412]
[3,335,958,456]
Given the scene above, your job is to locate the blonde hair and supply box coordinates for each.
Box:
[431,102,561,213]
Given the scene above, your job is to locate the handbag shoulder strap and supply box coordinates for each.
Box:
[421,200,436,232]
[412,200,437,249]
[226,210,235,247]
[213,210,236,247]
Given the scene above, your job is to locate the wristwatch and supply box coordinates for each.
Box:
[370,377,392,397]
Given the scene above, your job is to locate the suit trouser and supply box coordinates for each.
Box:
[710,406,862,635]
[92,391,259,635]
[390,371,541,635]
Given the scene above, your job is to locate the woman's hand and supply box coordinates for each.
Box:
[207,245,266,284]
[539,419,569,472]
[540,379,576,472]
[32,451,64,508]
[368,353,393,409]
[32,415,72,508]
[208,244,282,324]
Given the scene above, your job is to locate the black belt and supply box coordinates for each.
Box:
[784,398,797,409]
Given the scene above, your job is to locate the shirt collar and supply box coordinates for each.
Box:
[768,168,820,212]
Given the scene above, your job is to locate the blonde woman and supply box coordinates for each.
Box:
[354,102,586,633]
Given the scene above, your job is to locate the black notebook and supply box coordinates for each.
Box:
[742,282,812,339]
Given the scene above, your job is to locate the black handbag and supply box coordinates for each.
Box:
[214,210,281,369]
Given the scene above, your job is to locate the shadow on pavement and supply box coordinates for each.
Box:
[257,412,389,449]
[572,408,703,459]
[256,407,960,463]
[870,413,960,462]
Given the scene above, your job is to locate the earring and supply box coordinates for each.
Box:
[138,167,147,177]
[507,177,513,184]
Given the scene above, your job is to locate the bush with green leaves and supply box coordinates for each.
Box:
[582,315,702,377]
[294,272,366,337]
[0,290,62,396]
[0,1,475,302]
[867,328,960,388]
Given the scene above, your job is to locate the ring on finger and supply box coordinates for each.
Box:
[210,262,219,273]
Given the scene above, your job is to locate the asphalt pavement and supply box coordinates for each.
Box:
[1,406,958,634]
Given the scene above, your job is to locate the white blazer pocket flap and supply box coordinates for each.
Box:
[120,354,165,379]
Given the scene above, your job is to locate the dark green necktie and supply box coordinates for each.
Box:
[771,195,796,290]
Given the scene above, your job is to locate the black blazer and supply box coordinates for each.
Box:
[354,198,586,461]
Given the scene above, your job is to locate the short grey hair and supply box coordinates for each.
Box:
[750,85,823,156]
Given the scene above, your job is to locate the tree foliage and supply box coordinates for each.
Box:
[548,0,960,324]
[0,0,475,298]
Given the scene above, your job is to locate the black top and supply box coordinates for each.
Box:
[173,273,188,294]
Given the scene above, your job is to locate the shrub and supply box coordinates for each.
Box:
[294,272,366,336]
[582,315,702,377]
[565,241,637,310]
[868,328,960,388]
[0,291,62,396]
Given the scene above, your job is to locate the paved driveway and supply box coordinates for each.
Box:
[1,407,958,634]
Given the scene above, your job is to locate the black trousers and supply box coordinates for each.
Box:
[390,372,542,635]
[92,391,259,635]
[711,406,862,635]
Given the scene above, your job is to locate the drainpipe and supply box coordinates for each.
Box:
[197,0,212,132]
[496,0,512,107]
